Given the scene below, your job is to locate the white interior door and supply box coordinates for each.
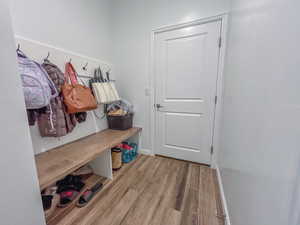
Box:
[154,20,222,164]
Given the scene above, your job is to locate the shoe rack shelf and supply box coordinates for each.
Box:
[46,174,107,224]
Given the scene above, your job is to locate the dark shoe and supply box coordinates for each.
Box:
[56,175,85,193]
[58,190,80,208]
[56,175,85,208]
[42,195,53,210]
[76,182,103,208]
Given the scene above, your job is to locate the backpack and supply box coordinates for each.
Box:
[17,50,58,109]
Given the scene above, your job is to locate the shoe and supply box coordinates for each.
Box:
[76,182,103,208]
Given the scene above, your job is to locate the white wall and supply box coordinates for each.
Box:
[9,0,113,154]
[218,0,300,224]
[0,1,45,224]
[111,0,231,151]
[10,0,112,61]
[15,37,112,155]
[9,0,232,153]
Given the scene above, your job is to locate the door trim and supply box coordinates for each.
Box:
[149,14,228,168]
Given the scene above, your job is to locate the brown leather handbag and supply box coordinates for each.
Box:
[62,62,97,114]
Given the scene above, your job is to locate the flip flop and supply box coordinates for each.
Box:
[76,182,103,208]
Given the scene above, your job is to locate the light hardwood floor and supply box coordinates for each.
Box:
[49,155,225,225]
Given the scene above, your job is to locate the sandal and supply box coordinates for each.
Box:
[56,175,85,208]
[76,182,103,208]
[58,189,80,208]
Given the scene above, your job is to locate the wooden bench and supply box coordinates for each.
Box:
[35,127,142,190]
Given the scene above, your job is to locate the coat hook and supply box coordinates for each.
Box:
[45,52,50,61]
[17,44,20,51]
[69,58,72,63]
[82,62,88,71]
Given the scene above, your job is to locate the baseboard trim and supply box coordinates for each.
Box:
[139,149,153,155]
[216,166,231,225]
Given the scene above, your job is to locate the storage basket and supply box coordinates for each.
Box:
[107,113,133,130]
[121,142,138,163]
[111,147,122,170]
[130,143,138,160]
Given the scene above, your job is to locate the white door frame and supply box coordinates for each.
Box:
[149,14,228,168]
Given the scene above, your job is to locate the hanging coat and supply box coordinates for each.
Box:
[37,60,76,137]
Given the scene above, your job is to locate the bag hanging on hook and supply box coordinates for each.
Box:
[90,67,120,104]
[37,60,77,137]
[62,62,97,114]
[106,71,120,102]
[90,67,108,103]
[17,49,58,109]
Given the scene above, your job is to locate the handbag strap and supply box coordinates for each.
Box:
[94,68,99,82]
[94,67,103,83]
[65,62,78,85]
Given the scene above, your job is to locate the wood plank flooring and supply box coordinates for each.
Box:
[51,155,225,225]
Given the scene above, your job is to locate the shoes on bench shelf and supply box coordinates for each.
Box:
[76,181,103,208]
[56,175,85,208]
[42,186,60,218]
[72,165,94,180]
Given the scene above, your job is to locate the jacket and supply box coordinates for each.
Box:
[17,50,58,109]
[37,60,76,137]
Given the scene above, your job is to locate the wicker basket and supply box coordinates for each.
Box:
[107,113,133,130]
[111,148,122,170]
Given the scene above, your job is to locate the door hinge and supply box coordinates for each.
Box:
[210,145,214,155]
[215,96,218,105]
[218,37,222,48]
